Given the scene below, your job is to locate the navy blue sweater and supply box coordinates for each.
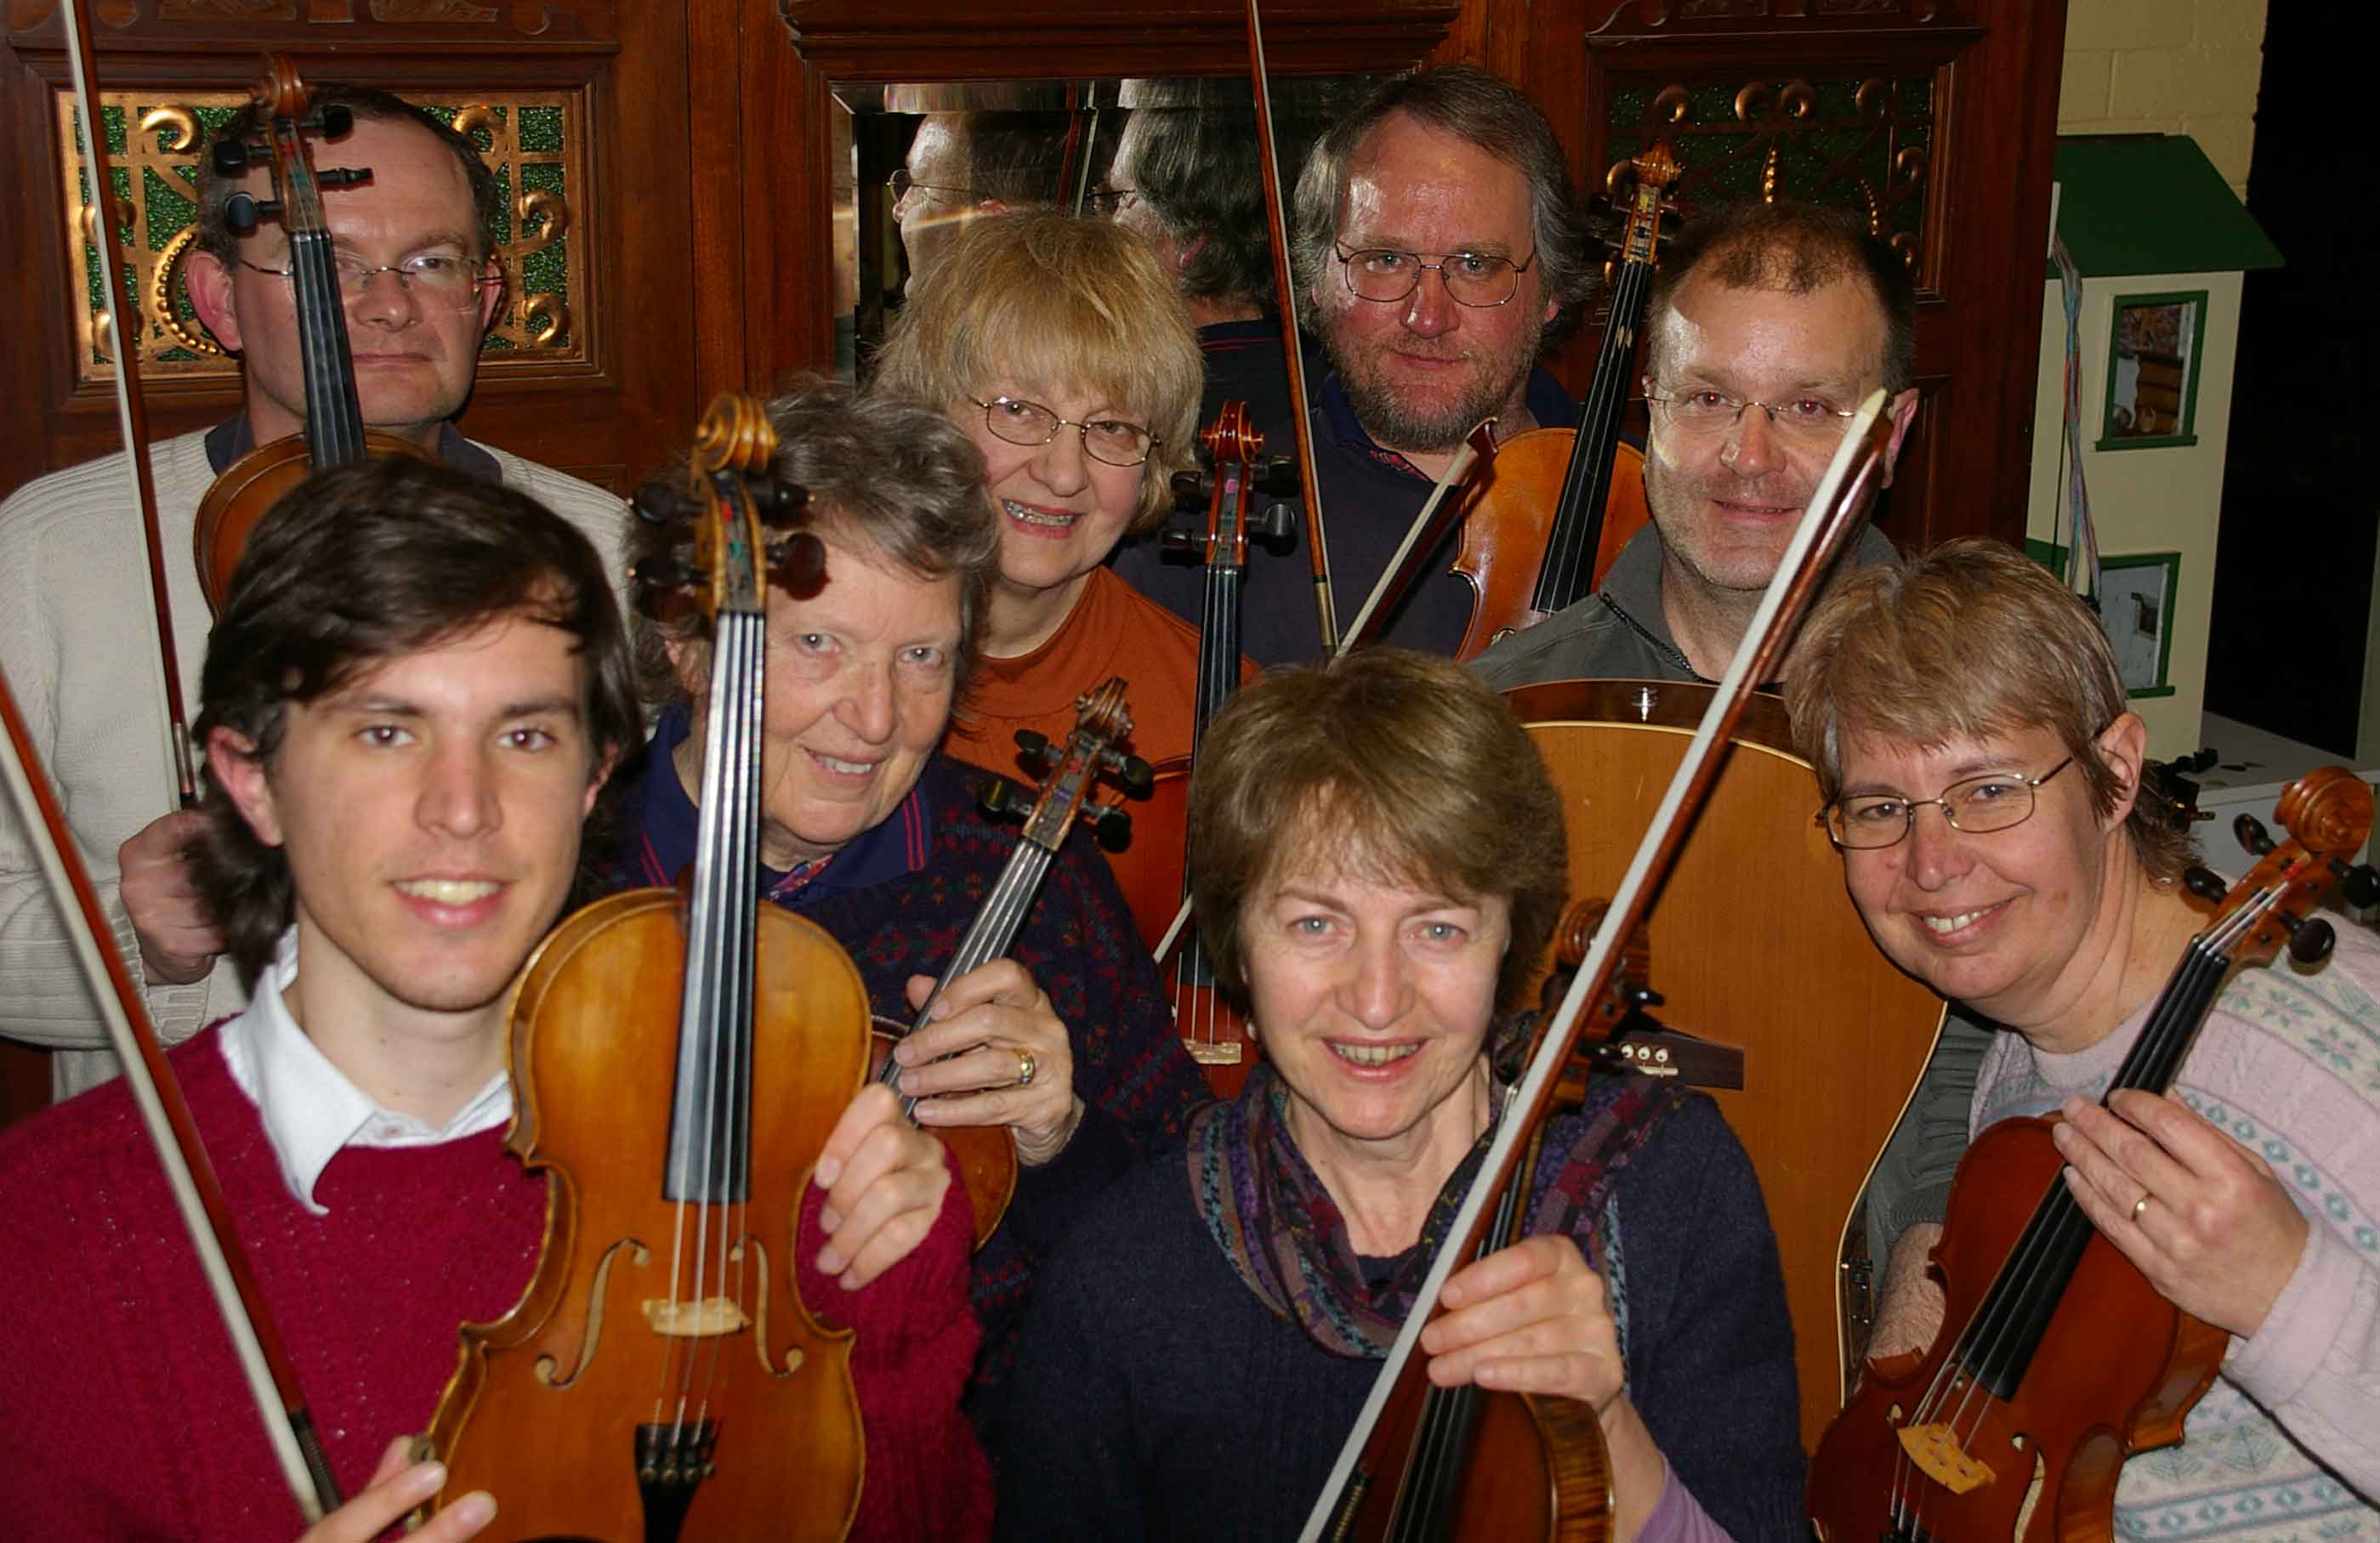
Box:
[991,1089,1804,1541]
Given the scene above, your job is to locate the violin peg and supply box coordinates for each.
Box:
[2281,912,2336,967]
[769,531,826,598]
[223,191,262,237]
[1092,802,1133,853]
[628,554,692,596]
[2183,866,2229,905]
[1170,470,1209,508]
[1256,457,1300,498]
[757,477,809,526]
[2234,814,2275,856]
[1252,502,1298,547]
[210,137,253,176]
[314,104,353,139]
[2333,859,2380,910]
[631,480,702,527]
[315,168,371,190]
[1161,528,1201,557]
[979,780,1027,822]
[1109,751,1154,799]
[1013,729,1052,764]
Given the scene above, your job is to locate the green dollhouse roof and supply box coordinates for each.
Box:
[2048,134,2282,278]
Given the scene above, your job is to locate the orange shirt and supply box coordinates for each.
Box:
[943,565,1256,946]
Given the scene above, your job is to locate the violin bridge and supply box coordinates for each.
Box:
[1184,1039,1245,1065]
[641,1296,752,1338]
[1896,1423,1995,1494]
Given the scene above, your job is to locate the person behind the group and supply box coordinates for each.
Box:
[1472,199,1922,691]
[870,212,1241,801]
[891,109,1080,290]
[1100,90,1315,456]
[1121,65,1596,667]
[602,378,1210,1416]
[994,649,1804,1541]
[0,457,984,1543]
[0,82,625,1099]
[1783,539,2380,1530]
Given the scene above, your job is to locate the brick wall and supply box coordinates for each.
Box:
[2059,0,2266,198]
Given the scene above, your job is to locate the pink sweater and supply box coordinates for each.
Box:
[0,1027,990,1541]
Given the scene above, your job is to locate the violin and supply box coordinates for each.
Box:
[190,57,430,615]
[1113,403,1281,1094]
[417,394,866,1540]
[878,679,1159,1237]
[1301,391,1900,1542]
[1808,769,2377,1543]
[1448,141,1681,661]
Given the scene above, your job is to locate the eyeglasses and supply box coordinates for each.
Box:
[1644,384,1860,445]
[239,252,492,311]
[1819,757,2076,850]
[887,167,981,202]
[968,394,1156,468]
[1332,242,1536,309]
[1082,186,1139,217]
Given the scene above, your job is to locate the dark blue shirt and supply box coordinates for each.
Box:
[1115,367,1580,667]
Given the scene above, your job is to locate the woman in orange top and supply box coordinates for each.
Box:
[871,212,1244,791]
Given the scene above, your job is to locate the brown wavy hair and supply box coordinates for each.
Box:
[1186,648,1569,1014]
[195,456,641,988]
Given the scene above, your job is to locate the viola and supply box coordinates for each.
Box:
[190,58,431,615]
[417,394,866,1540]
[1114,402,1279,1094]
[877,678,1159,1239]
[1807,769,2377,1543]
[1449,141,1681,662]
[1301,390,1901,1542]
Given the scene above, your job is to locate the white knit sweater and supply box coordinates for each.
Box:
[0,428,627,1098]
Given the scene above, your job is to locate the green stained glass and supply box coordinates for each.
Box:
[1608,88,1649,127]
[520,107,563,154]
[491,165,514,247]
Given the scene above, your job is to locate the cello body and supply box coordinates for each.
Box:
[1808,1116,2227,1543]
[1451,440,1651,661]
[420,892,870,1542]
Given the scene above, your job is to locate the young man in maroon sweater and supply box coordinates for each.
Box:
[0,457,989,1542]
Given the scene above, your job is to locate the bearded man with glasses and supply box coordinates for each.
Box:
[1117,65,1598,667]
[0,83,624,1099]
[1784,541,2380,1531]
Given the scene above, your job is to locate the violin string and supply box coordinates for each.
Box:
[705,614,764,1431]
[1896,892,2269,1529]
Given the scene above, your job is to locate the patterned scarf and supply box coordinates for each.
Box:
[1187,1051,1679,1359]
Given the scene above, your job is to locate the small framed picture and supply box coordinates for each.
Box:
[2100,551,2180,697]
[2098,291,2207,451]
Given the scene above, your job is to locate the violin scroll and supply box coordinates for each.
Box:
[983,682,1155,857]
[2202,767,2374,972]
[628,393,823,628]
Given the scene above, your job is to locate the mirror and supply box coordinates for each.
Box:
[828,74,1389,376]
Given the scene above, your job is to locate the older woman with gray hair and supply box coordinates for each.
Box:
[595,376,1208,1432]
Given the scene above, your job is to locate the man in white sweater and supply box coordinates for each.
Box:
[0,84,625,1098]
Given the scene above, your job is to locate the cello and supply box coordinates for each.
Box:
[190,58,438,615]
[1447,140,1680,661]
[1807,770,2375,1543]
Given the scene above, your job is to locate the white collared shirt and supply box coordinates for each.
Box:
[218,930,512,1216]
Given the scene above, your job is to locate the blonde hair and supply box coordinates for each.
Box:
[871,212,1203,536]
[1187,649,1569,1013]
[1782,538,2196,883]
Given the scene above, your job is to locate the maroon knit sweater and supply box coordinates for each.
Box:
[0,1026,990,1542]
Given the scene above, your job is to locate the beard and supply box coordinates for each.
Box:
[1322,319,1544,457]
